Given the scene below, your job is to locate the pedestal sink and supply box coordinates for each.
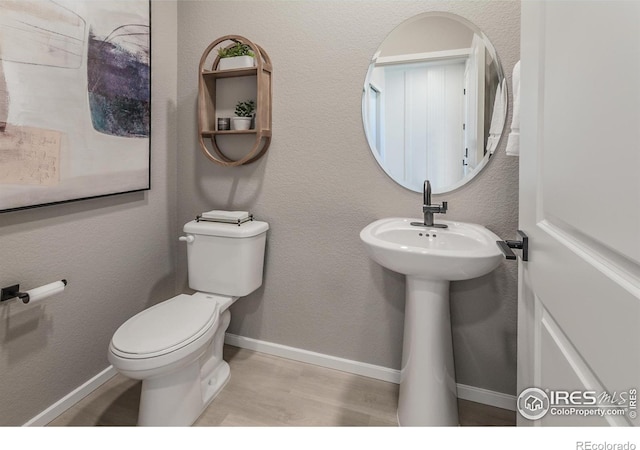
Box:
[360,217,503,426]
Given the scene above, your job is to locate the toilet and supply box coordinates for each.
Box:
[108,216,268,426]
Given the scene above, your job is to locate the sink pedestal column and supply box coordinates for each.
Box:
[398,277,458,426]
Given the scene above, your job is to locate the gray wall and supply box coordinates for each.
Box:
[0,1,178,426]
[177,1,520,395]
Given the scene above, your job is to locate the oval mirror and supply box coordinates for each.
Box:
[362,12,507,194]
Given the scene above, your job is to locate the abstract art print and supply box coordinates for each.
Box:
[0,0,150,212]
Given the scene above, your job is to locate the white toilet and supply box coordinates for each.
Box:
[108,217,268,426]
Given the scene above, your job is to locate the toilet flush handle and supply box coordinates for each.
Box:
[179,235,195,243]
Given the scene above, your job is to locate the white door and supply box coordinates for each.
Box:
[518,1,640,426]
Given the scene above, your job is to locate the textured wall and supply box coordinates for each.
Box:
[177,1,520,395]
[0,1,178,426]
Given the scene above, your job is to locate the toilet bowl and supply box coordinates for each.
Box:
[108,217,268,426]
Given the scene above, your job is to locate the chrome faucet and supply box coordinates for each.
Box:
[411,180,448,228]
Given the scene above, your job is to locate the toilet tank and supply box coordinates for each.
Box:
[182,220,269,297]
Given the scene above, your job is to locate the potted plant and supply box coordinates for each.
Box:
[217,42,255,71]
[232,100,255,130]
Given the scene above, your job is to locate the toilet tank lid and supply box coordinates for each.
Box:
[183,219,269,238]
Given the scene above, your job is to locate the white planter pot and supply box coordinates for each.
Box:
[218,56,255,71]
[232,117,252,131]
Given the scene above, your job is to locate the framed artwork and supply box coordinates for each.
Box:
[0,0,151,213]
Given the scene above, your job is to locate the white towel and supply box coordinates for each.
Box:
[202,210,249,221]
[506,60,520,156]
[486,79,507,155]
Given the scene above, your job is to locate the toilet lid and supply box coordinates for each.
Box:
[111,294,220,358]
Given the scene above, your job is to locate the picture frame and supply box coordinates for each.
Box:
[0,0,151,213]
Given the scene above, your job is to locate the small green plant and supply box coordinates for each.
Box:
[218,42,255,59]
[235,100,255,117]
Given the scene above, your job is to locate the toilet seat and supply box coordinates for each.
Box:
[111,294,221,359]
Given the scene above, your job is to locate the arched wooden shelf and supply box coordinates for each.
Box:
[197,35,272,166]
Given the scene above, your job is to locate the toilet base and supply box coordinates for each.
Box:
[138,360,230,426]
[136,309,232,426]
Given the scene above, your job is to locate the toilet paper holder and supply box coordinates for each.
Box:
[1,280,67,304]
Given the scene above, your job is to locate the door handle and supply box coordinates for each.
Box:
[496,230,528,261]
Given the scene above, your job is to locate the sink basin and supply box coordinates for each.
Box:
[360,217,504,426]
[360,217,502,280]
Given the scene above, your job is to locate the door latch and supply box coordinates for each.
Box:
[496,230,528,261]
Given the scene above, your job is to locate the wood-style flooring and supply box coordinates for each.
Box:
[48,345,515,427]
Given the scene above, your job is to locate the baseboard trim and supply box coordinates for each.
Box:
[23,366,117,426]
[225,333,516,411]
[456,383,516,411]
[225,333,400,383]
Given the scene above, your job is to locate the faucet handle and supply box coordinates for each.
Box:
[423,180,431,205]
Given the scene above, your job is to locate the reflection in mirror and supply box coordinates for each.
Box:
[362,12,507,194]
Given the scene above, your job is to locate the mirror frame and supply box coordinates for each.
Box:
[361,11,507,194]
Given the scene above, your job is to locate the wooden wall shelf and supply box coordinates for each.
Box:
[197,35,272,166]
